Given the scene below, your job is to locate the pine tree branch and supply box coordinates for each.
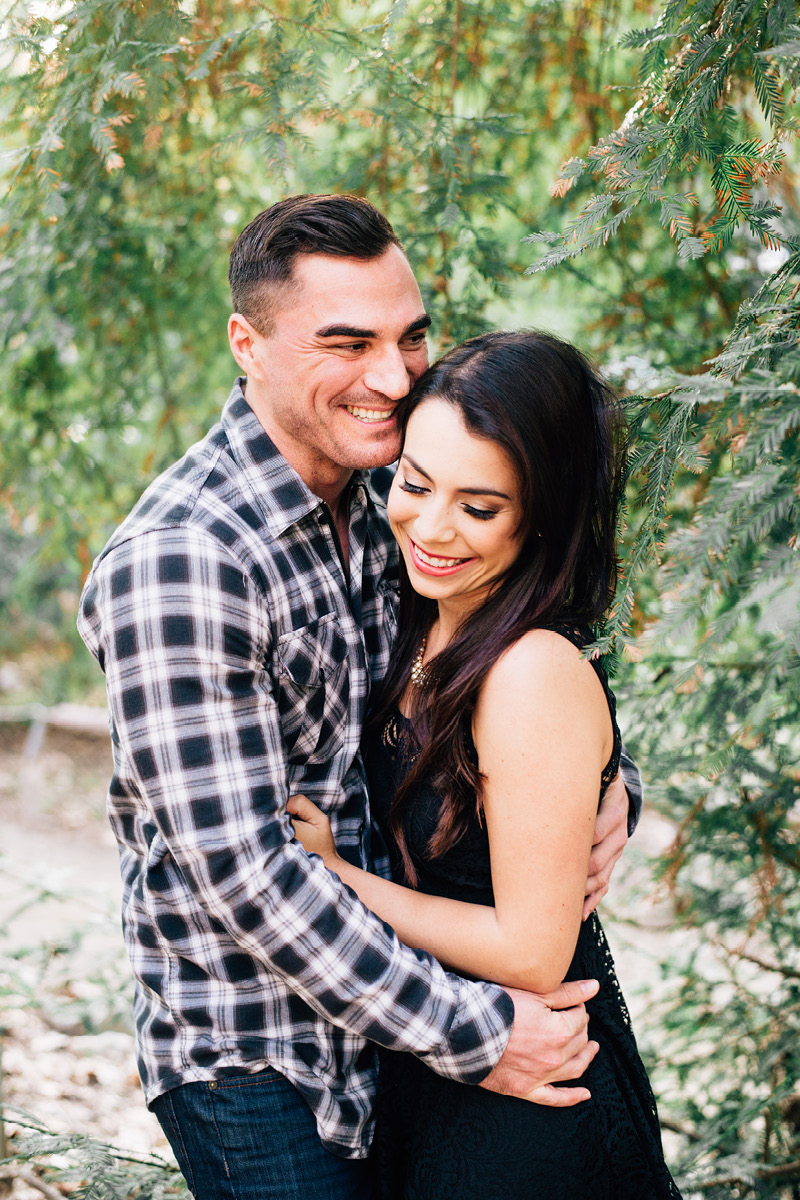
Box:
[660,1116,701,1142]
[692,1158,800,1189]
[1,1112,176,1172]
[711,938,800,981]
[0,1165,63,1200]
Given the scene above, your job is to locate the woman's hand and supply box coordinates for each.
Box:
[288,794,340,869]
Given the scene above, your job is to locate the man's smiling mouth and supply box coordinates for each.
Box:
[345,405,395,423]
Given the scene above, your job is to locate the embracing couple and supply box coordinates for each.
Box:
[79,194,680,1198]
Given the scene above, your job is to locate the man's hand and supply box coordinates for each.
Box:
[583,770,629,920]
[479,980,600,1107]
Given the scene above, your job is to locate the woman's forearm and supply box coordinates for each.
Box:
[329,633,609,994]
[332,856,572,993]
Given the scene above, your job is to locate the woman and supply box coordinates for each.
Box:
[290,331,681,1199]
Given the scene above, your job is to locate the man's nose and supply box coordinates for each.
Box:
[363,345,412,401]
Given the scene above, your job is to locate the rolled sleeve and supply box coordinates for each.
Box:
[619,744,643,835]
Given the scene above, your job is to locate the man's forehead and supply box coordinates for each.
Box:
[294,248,419,297]
[276,248,426,336]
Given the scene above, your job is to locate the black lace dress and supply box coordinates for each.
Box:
[366,627,682,1200]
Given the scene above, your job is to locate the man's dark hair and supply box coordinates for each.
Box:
[228,193,403,334]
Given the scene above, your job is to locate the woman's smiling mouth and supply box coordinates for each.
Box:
[408,539,477,576]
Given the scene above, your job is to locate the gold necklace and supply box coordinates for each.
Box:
[410,632,437,689]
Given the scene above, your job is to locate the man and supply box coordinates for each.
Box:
[79,194,637,1199]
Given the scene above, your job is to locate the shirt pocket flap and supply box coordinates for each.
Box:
[277,614,348,687]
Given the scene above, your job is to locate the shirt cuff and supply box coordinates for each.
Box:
[417,977,515,1085]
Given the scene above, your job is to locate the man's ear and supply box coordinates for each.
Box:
[228,312,264,377]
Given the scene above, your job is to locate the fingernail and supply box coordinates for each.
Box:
[581,980,598,996]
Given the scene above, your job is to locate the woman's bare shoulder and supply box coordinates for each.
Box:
[474,627,611,766]
[482,627,597,696]
[474,628,609,740]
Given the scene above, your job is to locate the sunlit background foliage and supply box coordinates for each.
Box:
[1,1,799,1196]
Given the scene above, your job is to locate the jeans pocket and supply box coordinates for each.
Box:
[209,1069,285,1090]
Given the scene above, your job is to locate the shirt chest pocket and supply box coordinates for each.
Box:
[275,614,350,765]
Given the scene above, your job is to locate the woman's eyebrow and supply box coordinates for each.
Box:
[459,486,511,499]
[315,314,432,339]
[402,453,510,500]
[402,452,433,481]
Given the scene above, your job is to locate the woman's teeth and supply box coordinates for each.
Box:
[346,405,393,423]
[414,545,468,568]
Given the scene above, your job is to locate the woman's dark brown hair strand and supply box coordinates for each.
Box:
[367,330,627,886]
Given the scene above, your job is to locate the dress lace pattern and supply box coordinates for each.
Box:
[366,624,682,1199]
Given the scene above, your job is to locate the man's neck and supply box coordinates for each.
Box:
[241,378,353,569]
[242,379,353,515]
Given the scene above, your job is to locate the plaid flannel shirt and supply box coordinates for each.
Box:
[78,380,514,1159]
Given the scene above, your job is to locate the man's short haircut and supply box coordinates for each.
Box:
[228,193,403,335]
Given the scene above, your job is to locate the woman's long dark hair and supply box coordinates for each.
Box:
[367,330,627,886]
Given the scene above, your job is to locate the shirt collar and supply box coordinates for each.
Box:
[220,378,374,537]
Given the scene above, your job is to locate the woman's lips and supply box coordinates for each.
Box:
[408,539,477,577]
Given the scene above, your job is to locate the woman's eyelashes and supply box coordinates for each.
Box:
[463,505,497,521]
[398,478,497,521]
[399,479,428,496]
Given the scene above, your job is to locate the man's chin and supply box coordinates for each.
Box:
[338,434,402,472]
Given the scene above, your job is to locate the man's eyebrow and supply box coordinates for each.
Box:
[402,453,511,500]
[315,314,432,339]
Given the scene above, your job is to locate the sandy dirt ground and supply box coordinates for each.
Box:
[0,722,175,1196]
[0,718,685,1196]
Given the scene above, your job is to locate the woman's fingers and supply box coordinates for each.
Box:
[287,793,318,820]
[287,794,336,861]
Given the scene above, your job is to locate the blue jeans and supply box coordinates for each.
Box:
[151,1069,374,1200]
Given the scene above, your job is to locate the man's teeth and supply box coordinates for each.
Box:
[415,545,467,568]
[346,405,392,423]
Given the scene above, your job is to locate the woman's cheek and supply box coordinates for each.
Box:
[387,482,416,535]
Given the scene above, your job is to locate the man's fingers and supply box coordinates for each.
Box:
[523,1084,592,1108]
[556,1037,599,1081]
[525,1038,599,1105]
[534,978,599,1010]
[587,835,625,880]
[585,866,614,893]
[591,770,628,844]
[557,1028,595,1068]
[585,776,627,917]
[582,883,608,921]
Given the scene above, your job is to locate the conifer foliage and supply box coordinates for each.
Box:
[1,1,799,1196]
[527,2,800,1193]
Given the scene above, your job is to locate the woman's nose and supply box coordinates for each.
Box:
[412,501,455,546]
